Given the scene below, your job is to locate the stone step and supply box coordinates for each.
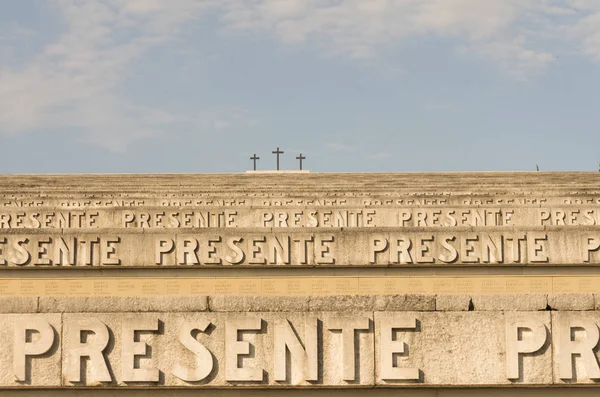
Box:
[0,172,599,194]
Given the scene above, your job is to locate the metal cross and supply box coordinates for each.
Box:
[296,153,306,170]
[272,147,284,170]
[250,154,260,171]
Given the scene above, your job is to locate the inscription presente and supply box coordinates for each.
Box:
[0,231,599,266]
[5,311,599,386]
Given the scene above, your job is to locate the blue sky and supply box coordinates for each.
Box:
[0,0,599,173]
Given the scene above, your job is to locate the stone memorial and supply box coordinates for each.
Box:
[1,171,600,396]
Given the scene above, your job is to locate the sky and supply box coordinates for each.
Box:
[0,0,599,173]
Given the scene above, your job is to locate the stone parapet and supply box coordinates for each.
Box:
[1,172,600,392]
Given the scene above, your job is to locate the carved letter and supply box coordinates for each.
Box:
[505,319,546,380]
[527,233,548,263]
[273,317,318,382]
[14,317,55,381]
[0,237,6,265]
[558,319,600,380]
[327,315,371,381]
[172,319,214,382]
[123,212,135,227]
[177,237,199,265]
[438,236,458,263]
[12,238,30,266]
[155,238,174,265]
[380,316,420,380]
[122,318,160,382]
[369,235,388,264]
[225,237,245,265]
[101,237,120,265]
[225,317,263,381]
[316,236,334,265]
[67,318,111,383]
[584,237,600,263]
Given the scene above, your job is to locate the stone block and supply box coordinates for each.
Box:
[307,295,436,312]
[436,295,471,311]
[375,295,436,311]
[471,295,547,311]
[308,295,374,312]
[374,311,552,386]
[39,296,208,313]
[0,297,37,313]
[548,294,594,311]
[209,296,309,312]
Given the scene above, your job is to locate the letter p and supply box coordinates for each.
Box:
[505,319,547,380]
[369,235,389,264]
[584,237,600,263]
[14,317,55,381]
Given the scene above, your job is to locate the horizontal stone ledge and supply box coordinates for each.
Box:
[207,295,436,312]
[38,296,208,313]
[209,296,310,312]
[8,294,600,313]
[308,294,436,312]
[1,391,600,397]
[3,197,599,210]
[0,293,594,312]
[0,225,573,234]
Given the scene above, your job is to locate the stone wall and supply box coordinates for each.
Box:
[1,172,600,393]
[2,294,600,388]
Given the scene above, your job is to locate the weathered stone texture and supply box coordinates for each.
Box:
[39,296,208,313]
[209,296,309,312]
[0,297,38,313]
[306,295,436,312]
[436,295,471,311]
[374,311,551,386]
[309,295,375,312]
[374,295,436,311]
[471,295,547,311]
[548,294,594,311]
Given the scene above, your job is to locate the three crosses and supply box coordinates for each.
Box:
[250,148,306,171]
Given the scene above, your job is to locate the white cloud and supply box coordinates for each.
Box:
[0,0,250,152]
[368,152,392,160]
[219,0,600,78]
[3,0,600,151]
[0,23,34,41]
[325,142,355,152]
